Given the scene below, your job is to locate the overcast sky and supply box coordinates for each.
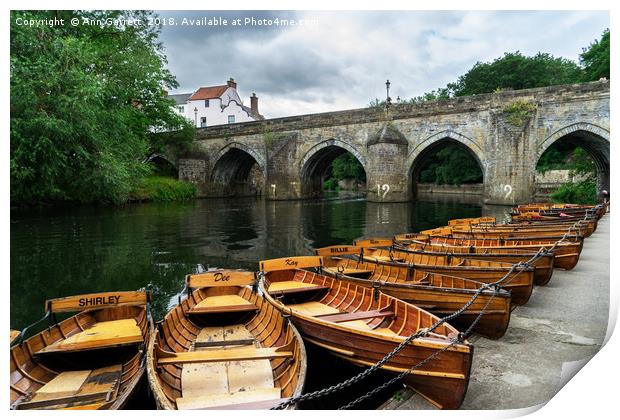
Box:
[158,10,609,119]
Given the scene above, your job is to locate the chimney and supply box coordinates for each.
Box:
[227,77,237,89]
[250,92,259,115]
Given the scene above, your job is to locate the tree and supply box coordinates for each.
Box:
[418,144,483,186]
[331,153,366,182]
[580,29,610,81]
[447,52,582,97]
[10,10,193,205]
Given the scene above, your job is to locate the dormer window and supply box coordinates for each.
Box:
[228,115,235,124]
[205,99,210,107]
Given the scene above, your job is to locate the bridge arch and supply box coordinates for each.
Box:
[299,139,367,198]
[407,130,485,197]
[210,143,266,197]
[536,122,610,192]
[146,153,178,177]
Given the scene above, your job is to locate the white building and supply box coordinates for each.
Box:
[169,78,263,127]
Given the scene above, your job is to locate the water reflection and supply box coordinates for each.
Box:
[10,194,509,328]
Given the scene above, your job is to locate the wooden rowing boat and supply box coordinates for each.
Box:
[398,235,583,270]
[259,256,473,409]
[146,270,306,410]
[10,291,151,410]
[351,241,534,306]
[393,240,555,286]
[315,246,512,339]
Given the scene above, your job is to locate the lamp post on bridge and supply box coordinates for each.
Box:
[385,79,392,118]
[194,107,198,128]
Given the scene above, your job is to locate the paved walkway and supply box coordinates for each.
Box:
[381,214,610,410]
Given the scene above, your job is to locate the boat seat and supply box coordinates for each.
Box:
[176,387,282,410]
[288,301,340,316]
[188,295,258,315]
[35,319,143,355]
[368,255,404,263]
[267,281,330,296]
[194,325,256,348]
[315,309,395,323]
[323,267,373,279]
[16,365,121,410]
[157,343,293,365]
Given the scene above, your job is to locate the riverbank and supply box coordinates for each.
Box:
[380,214,610,410]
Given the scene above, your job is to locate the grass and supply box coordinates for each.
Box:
[130,176,197,202]
[550,180,598,205]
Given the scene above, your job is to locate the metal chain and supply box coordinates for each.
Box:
[272,209,595,410]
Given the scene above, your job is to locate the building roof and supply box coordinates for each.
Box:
[241,105,265,120]
[168,93,192,105]
[189,85,229,101]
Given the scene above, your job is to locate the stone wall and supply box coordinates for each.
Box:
[178,81,609,204]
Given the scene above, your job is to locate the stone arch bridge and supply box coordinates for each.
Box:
[175,81,609,205]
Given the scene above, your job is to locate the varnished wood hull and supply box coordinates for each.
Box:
[261,268,473,409]
[388,265,532,305]
[320,256,512,339]
[394,244,555,286]
[146,285,306,410]
[10,305,149,410]
[408,236,583,270]
[358,249,534,306]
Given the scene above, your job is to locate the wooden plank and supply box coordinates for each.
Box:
[268,281,320,292]
[76,365,121,398]
[46,291,147,313]
[228,359,274,393]
[36,319,143,354]
[316,309,395,323]
[189,295,258,314]
[315,245,362,256]
[366,255,404,263]
[17,391,109,410]
[288,301,340,316]
[223,324,255,343]
[323,267,373,278]
[32,371,91,399]
[195,326,224,346]
[202,398,287,410]
[175,388,282,410]
[157,343,293,365]
[10,330,20,344]
[259,256,323,273]
[186,270,255,289]
[182,362,229,398]
[354,238,393,248]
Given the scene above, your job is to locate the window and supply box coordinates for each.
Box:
[228,115,235,124]
[205,99,210,107]
[200,117,207,128]
[177,105,184,113]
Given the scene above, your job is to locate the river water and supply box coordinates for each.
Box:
[10,192,511,329]
[10,192,511,408]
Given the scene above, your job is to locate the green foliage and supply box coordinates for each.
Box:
[331,153,366,182]
[418,144,483,186]
[536,146,596,178]
[263,131,278,150]
[409,88,451,104]
[580,29,610,81]
[447,52,582,97]
[570,147,596,180]
[550,180,597,205]
[323,178,339,191]
[11,10,191,205]
[367,98,385,109]
[130,176,197,202]
[503,100,537,126]
[323,152,366,191]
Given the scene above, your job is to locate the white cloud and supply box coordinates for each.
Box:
[160,10,609,118]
